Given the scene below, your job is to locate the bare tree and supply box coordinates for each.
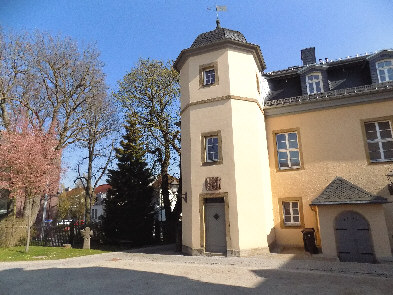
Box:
[0,29,107,149]
[75,93,119,223]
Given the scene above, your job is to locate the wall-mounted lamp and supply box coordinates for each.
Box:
[181,192,187,203]
[386,171,393,195]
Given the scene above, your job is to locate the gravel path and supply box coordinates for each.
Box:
[0,245,392,294]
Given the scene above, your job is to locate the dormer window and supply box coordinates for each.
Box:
[376,60,393,82]
[306,73,323,94]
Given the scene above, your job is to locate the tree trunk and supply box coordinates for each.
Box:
[84,138,94,225]
[25,198,32,253]
[0,97,10,131]
[160,140,174,242]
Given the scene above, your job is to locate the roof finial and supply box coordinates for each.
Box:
[214,5,226,29]
[216,18,221,28]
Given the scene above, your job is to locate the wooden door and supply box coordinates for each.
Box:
[205,200,226,253]
[335,211,375,263]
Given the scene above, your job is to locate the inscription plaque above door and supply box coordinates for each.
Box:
[205,177,221,191]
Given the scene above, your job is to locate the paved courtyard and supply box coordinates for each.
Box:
[0,245,392,295]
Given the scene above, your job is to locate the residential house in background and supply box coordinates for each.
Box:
[174,20,393,263]
[91,184,111,222]
[152,175,179,222]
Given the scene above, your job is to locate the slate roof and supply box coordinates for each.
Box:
[264,80,393,107]
[174,23,266,72]
[191,26,248,48]
[264,54,370,77]
[311,177,388,206]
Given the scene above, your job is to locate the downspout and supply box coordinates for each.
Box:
[310,204,321,248]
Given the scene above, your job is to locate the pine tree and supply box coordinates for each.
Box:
[103,115,155,245]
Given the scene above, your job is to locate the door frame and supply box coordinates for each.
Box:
[199,192,231,253]
[334,210,376,263]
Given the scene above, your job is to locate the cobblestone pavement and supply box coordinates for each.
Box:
[0,245,392,295]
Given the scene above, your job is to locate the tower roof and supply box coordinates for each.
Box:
[174,23,265,72]
[191,26,248,48]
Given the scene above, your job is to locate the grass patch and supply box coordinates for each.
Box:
[0,246,109,262]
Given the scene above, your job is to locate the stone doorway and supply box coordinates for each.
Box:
[335,211,376,263]
[204,198,226,253]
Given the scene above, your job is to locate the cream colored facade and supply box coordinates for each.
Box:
[265,100,393,259]
[179,45,275,256]
[175,25,393,261]
[316,205,391,261]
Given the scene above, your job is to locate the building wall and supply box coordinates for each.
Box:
[228,49,274,251]
[265,99,393,249]
[180,48,238,252]
[180,46,274,254]
[231,99,275,251]
[181,99,238,252]
[317,204,392,261]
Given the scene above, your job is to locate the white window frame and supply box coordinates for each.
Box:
[205,136,219,162]
[91,208,97,220]
[376,59,393,83]
[276,132,301,170]
[282,201,300,226]
[306,72,323,94]
[365,120,393,162]
[204,69,215,86]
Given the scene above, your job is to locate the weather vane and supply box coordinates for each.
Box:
[207,4,227,28]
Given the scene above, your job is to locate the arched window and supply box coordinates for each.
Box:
[376,59,393,82]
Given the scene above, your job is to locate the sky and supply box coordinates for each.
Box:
[1,0,393,186]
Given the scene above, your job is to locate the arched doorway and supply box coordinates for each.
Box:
[335,211,375,263]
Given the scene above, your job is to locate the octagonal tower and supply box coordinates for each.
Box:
[174,21,275,256]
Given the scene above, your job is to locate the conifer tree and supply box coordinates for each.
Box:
[103,115,155,245]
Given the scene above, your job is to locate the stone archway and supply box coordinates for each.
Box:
[335,211,375,263]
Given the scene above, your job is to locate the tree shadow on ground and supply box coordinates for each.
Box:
[121,243,180,255]
[1,263,393,295]
[0,266,249,295]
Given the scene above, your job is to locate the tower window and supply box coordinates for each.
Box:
[201,131,222,166]
[205,136,219,162]
[204,69,215,86]
[199,62,219,87]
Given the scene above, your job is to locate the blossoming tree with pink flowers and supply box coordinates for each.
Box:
[0,114,61,252]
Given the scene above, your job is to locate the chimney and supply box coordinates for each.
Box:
[301,47,316,65]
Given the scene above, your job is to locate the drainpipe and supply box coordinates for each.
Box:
[309,204,321,248]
